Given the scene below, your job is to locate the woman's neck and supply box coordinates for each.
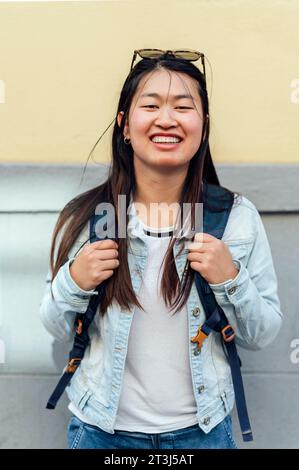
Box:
[133,162,187,206]
[134,184,181,207]
[133,167,187,229]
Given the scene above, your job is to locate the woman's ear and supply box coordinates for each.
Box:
[117,111,124,128]
[117,111,129,139]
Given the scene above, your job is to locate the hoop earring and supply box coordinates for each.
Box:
[124,136,131,145]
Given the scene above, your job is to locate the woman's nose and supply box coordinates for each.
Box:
[154,106,177,126]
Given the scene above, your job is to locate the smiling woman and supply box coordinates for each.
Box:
[118,70,205,173]
[40,49,283,450]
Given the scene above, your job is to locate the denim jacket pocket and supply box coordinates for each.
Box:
[225,240,252,267]
[73,389,92,412]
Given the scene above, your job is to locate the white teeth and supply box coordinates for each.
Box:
[151,136,181,143]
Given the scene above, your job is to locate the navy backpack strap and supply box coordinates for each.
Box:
[46,213,108,410]
[191,183,253,442]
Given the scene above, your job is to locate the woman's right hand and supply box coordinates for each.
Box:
[69,239,119,291]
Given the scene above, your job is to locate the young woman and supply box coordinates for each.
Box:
[40,49,283,449]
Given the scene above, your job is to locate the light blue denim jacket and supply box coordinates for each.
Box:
[40,193,283,435]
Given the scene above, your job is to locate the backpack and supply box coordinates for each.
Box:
[46,183,253,442]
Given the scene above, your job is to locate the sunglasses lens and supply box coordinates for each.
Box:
[174,51,201,61]
[138,49,165,59]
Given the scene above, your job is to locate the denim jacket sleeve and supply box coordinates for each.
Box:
[39,223,98,343]
[208,198,283,350]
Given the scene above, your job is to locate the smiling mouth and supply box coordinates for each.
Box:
[149,137,183,149]
[150,137,183,144]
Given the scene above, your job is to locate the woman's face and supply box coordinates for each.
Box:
[118,69,205,171]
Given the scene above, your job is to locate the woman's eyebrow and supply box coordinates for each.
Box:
[140,92,194,100]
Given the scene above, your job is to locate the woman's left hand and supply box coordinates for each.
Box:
[187,232,239,284]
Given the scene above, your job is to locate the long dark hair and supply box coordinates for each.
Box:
[50,53,234,314]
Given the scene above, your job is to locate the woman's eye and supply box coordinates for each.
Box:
[142,105,192,110]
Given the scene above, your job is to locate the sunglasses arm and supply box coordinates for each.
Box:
[201,56,206,80]
[130,52,138,72]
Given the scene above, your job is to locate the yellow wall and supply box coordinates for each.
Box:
[0,0,298,164]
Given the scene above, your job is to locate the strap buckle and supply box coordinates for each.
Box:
[221,325,235,342]
[66,358,82,373]
[191,326,208,350]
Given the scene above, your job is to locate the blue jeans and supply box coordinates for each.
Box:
[67,415,238,449]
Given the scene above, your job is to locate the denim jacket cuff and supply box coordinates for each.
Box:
[208,259,250,302]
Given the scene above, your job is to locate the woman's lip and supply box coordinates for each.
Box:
[150,141,181,150]
[150,139,182,150]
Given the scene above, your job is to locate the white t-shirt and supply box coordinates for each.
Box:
[69,216,198,433]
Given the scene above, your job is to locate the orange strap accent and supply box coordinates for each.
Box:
[221,325,235,342]
[191,326,208,350]
[66,358,81,374]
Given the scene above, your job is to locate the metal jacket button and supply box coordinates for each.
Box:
[198,385,205,394]
[228,286,237,295]
[192,307,200,317]
[203,417,210,426]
